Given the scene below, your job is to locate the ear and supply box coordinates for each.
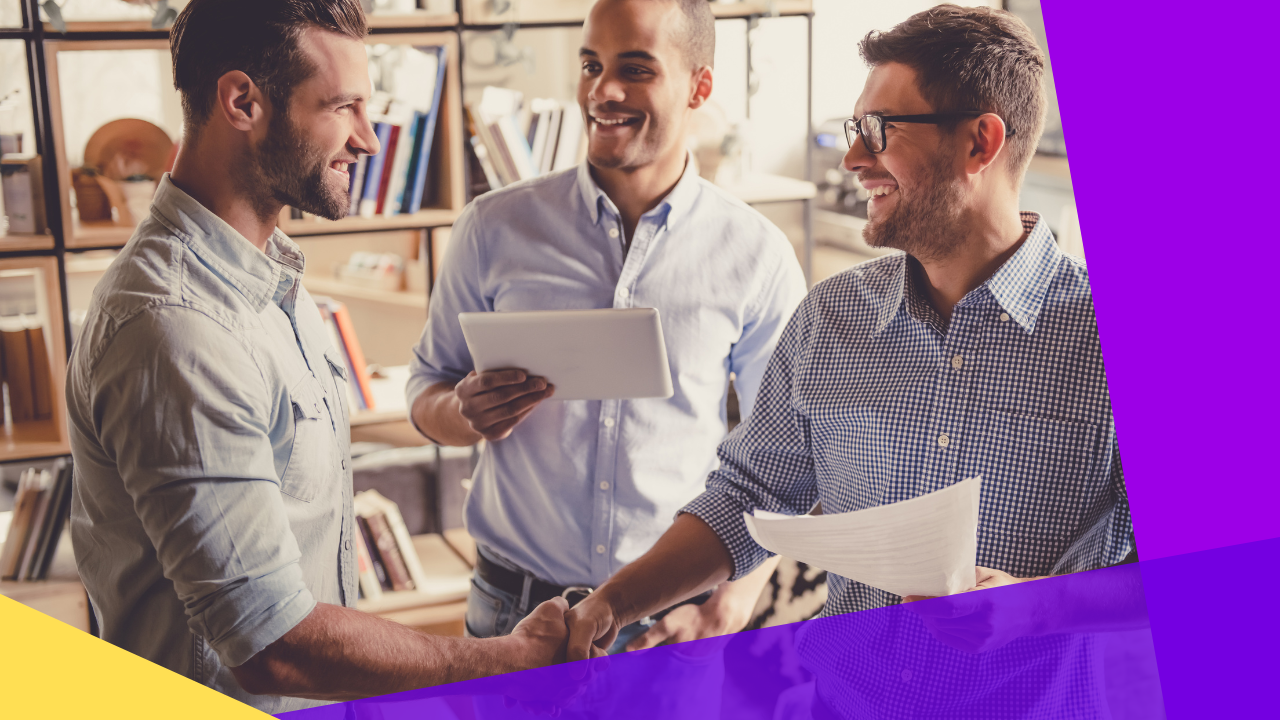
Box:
[963,113,1009,176]
[214,70,268,133]
[688,66,713,110]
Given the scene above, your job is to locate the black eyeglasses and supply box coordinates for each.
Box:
[843,112,1015,153]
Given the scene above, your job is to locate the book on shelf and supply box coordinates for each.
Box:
[0,459,71,582]
[314,297,376,413]
[317,44,448,223]
[0,155,46,236]
[353,489,434,599]
[353,516,384,601]
[0,316,55,424]
[464,92,588,194]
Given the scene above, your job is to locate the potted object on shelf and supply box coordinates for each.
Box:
[73,118,173,229]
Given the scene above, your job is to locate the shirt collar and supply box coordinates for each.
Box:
[150,174,306,313]
[984,212,1061,333]
[576,152,702,228]
[873,211,1060,335]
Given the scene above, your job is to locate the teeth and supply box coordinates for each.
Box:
[594,117,632,126]
[869,185,896,197]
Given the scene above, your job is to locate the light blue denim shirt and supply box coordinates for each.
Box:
[407,160,807,587]
[67,176,356,714]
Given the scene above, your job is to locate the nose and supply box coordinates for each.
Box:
[587,71,625,105]
[842,138,875,174]
[352,108,381,158]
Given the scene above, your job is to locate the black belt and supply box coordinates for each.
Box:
[475,550,713,616]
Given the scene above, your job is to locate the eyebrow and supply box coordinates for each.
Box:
[578,47,658,62]
[323,92,362,106]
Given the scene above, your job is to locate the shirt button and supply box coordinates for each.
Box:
[901,669,912,682]
[950,355,964,370]
[608,228,620,239]
[603,417,615,428]
[617,287,630,298]
[999,312,1010,322]
[596,544,606,554]
[599,481,610,490]
[937,433,951,448]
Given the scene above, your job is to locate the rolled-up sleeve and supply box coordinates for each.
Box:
[91,307,314,668]
[681,297,820,580]
[405,204,490,415]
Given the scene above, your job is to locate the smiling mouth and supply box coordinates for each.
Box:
[591,115,641,128]
[868,185,897,198]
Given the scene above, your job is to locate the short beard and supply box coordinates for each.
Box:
[863,150,966,264]
[237,106,349,223]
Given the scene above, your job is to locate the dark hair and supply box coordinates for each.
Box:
[171,0,366,138]
[675,0,715,69]
[859,4,1045,176]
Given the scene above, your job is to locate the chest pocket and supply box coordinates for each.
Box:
[971,410,1100,575]
[281,378,337,503]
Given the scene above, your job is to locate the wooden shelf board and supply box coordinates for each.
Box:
[350,409,410,427]
[0,420,68,462]
[462,0,811,24]
[281,208,459,237]
[0,234,56,253]
[369,12,459,29]
[302,276,427,309]
[43,21,165,34]
[719,173,817,204]
[67,220,134,249]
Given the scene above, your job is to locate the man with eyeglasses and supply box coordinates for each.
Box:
[566,5,1133,713]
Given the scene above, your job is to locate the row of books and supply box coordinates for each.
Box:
[353,489,429,602]
[0,458,71,581]
[1,319,56,424]
[315,297,376,413]
[466,88,586,193]
[342,45,449,220]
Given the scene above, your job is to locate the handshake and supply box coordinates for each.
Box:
[490,581,754,674]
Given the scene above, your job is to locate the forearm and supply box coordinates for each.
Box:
[232,602,520,701]
[599,514,735,627]
[411,381,482,446]
[711,554,779,611]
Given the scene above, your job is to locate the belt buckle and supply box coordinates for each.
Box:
[561,586,594,607]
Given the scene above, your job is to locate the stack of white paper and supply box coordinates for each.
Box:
[743,476,982,598]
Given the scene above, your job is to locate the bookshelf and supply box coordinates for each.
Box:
[1,0,817,456]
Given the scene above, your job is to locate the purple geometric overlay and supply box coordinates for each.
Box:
[281,560,1169,719]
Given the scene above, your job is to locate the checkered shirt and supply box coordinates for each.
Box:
[682,212,1133,616]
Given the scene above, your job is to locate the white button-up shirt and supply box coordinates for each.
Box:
[407,161,806,586]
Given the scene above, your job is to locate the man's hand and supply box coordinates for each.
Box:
[903,566,1042,654]
[503,597,572,670]
[564,591,623,662]
[455,369,554,441]
[626,584,756,652]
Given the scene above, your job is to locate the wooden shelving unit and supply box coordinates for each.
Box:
[3,0,818,457]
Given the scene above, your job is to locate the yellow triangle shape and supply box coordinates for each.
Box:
[0,595,270,718]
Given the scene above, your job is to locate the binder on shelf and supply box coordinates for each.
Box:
[27,325,54,420]
[1,321,35,423]
[403,45,449,215]
[0,469,41,579]
[31,458,73,581]
[15,469,54,580]
[329,300,376,411]
[353,517,384,600]
[358,121,396,218]
[383,109,423,216]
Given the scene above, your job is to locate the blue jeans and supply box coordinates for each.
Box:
[464,548,650,654]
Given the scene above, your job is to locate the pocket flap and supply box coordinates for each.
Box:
[324,349,349,381]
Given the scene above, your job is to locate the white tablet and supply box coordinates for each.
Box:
[458,308,674,401]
